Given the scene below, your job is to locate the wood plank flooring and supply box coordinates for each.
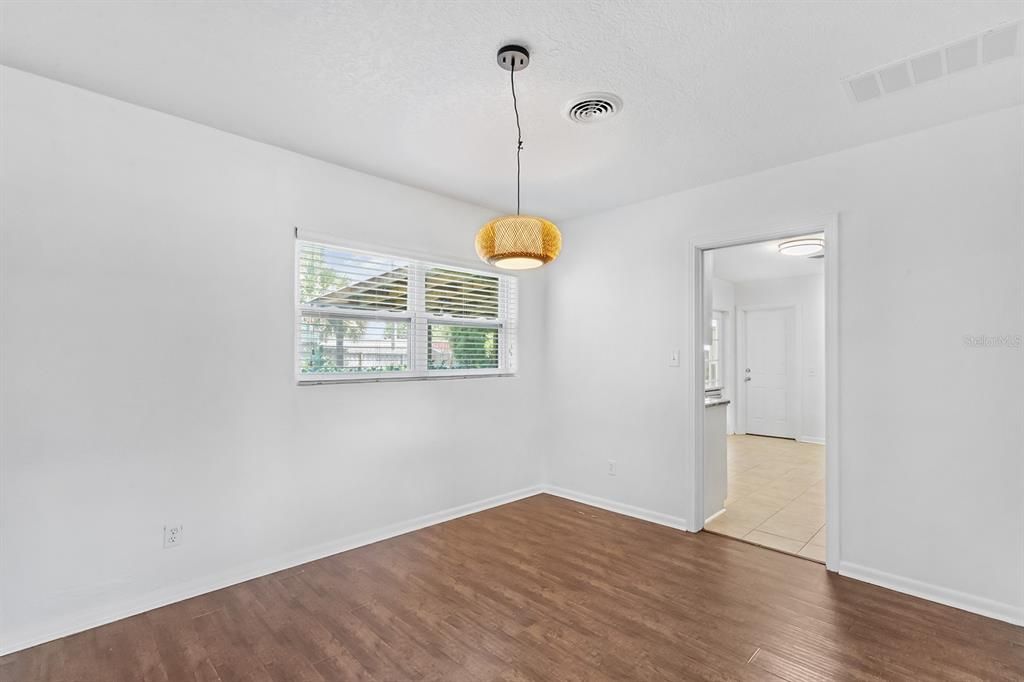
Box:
[2,494,1022,681]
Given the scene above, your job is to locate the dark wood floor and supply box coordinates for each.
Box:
[3,494,1022,681]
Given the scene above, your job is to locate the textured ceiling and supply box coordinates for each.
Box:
[711,235,825,283]
[1,1,1021,220]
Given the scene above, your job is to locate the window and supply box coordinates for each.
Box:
[705,311,724,391]
[296,240,517,383]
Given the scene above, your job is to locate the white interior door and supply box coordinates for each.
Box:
[743,308,796,438]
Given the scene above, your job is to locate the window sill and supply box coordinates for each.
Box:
[297,372,517,386]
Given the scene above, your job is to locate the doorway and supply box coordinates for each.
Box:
[690,216,839,570]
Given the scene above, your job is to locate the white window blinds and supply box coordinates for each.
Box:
[296,240,517,383]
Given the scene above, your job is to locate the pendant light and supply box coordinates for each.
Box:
[475,45,562,270]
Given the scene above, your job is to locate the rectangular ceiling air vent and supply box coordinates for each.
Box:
[844,20,1021,103]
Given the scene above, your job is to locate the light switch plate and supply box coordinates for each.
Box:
[668,349,680,367]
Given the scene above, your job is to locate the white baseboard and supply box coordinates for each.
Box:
[8,486,1020,655]
[543,486,690,532]
[797,435,826,445]
[704,507,727,524]
[544,488,1023,627]
[839,561,1024,627]
[0,484,545,656]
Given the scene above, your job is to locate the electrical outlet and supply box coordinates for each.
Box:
[163,523,183,549]
[607,459,617,476]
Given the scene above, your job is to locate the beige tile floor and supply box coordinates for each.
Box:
[705,434,826,562]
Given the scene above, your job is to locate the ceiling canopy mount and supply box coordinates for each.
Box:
[496,44,530,72]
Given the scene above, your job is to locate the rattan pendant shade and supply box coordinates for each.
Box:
[476,45,561,271]
[475,215,561,270]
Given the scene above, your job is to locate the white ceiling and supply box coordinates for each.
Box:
[711,234,825,283]
[1,1,1021,221]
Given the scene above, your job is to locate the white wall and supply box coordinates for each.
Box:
[732,274,826,443]
[0,66,547,651]
[544,105,1024,622]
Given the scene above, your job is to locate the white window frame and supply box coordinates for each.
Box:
[295,236,517,385]
[705,311,724,392]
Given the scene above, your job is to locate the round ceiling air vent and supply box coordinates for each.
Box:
[566,93,622,123]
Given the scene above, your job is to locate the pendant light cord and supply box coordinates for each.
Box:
[511,64,523,215]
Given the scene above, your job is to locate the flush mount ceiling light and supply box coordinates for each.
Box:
[475,45,561,271]
[778,237,825,257]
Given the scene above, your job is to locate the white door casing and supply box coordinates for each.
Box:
[688,213,838,573]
